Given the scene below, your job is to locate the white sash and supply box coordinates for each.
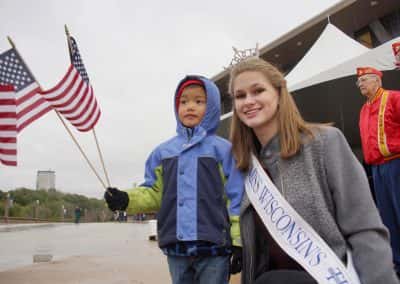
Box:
[245,154,361,284]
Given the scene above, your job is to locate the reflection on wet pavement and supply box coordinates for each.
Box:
[0,222,240,284]
[0,223,157,271]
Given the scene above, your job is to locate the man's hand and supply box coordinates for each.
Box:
[104,187,129,211]
[230,246,242,274]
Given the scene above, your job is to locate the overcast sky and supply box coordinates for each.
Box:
[0,0,341,198]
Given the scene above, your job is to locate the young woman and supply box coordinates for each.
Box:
[228,58,398,284]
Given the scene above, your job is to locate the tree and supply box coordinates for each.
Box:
[2,187,111,222]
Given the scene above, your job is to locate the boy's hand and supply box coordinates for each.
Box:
[104,187,129,211]
[230,246,242,274]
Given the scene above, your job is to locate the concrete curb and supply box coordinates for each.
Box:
[0,223,58,233]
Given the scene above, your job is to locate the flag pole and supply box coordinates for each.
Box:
[92,128,111,186]
[65,25,111,187]
[7,36,107,190]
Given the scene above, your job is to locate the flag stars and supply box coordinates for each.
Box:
[70,37,90,83]
[0,49,34,91]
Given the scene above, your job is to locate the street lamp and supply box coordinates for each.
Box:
[35,200,40,221]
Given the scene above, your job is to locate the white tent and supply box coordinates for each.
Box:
[286,23,370,92]
[289,36,399,92]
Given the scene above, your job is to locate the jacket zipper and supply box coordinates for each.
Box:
[186,128,193,142]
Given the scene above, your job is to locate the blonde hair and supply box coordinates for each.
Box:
[228,58,316,171]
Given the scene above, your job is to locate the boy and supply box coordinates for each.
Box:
[104,75,244,284]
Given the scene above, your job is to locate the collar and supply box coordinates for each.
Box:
[368,87,384,104]
[259,134,280,165]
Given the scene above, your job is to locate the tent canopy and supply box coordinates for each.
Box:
[289,36,399,92]
[286,23,370,92]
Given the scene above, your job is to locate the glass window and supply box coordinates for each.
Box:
[354,27,378,48]
[381,9,400,38]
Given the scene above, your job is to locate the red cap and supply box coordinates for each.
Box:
[392,42,400,57]
[356,67,382,78]
[175,79,204,110]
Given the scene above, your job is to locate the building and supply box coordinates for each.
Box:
[36,170,56,191]
[214,0,400,159]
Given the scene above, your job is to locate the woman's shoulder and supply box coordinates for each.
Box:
[302,125,347,153]
[308,125,344,142]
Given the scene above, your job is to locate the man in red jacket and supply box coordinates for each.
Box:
[357,66,400,276]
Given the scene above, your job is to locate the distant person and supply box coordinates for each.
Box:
[228,58,398,284]
[118,211,124,222]
[104,75,244,284]
[74,207,81,224]
[356,66,400,276]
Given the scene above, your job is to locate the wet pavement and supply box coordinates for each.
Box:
[0,222,156,272]
[0,222,240,283]
[0,222,170,283]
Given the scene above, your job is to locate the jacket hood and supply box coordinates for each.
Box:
[174,75,221,135]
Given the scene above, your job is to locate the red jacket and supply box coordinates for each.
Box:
[359,88,400,165]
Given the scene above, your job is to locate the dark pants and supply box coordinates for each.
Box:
[372,158,400,272]
[255,270,316,284]
[167,255,230,284]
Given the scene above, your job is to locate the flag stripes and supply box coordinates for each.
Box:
[0,84,17,166]
[16,82,52,131]
[0,48,52,132]
[40,64,101,131]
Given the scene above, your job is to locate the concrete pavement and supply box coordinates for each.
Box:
[0,222,240,284]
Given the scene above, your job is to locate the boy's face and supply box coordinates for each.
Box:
[178,85,207,128]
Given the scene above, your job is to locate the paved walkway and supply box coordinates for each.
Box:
[0,222,56,233]
[0,222,240,284]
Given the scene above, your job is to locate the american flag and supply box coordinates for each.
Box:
[0,84,17,166]
[40,36,101,132]
[0,48,52,132]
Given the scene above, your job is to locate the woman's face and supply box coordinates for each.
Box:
[232,71,279,134]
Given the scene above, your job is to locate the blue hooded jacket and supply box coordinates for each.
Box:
[126,75,244,248]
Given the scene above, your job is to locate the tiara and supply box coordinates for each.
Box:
[224,43,260,70]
